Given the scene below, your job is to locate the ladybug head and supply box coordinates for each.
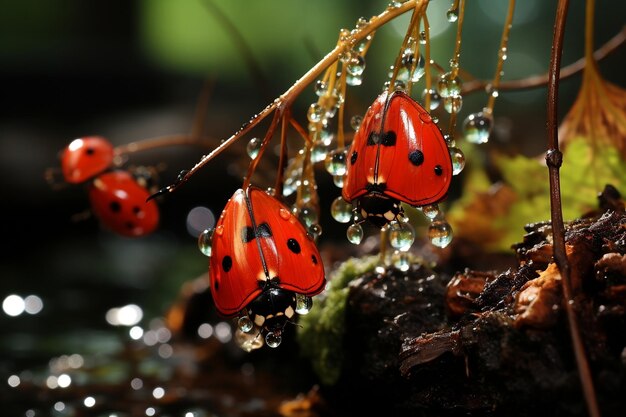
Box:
[245,287,297,347]
[357,191,403,229]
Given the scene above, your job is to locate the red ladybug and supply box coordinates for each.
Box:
[61,136,115,184]
[88,171,159,237]
[342,90,452,227]
[209,187,326,347]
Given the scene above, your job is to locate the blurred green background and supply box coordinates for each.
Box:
[0,0,624,399]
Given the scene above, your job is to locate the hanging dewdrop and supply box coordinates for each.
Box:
[462,0,515,144]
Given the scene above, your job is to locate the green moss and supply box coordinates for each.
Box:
[297,256,379,385]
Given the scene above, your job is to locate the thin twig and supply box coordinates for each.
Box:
[463,25,626,95]
[114,134,214,156]
[545,1,601,417]
[114,80,216,156]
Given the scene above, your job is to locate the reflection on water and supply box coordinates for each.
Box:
[1,237,317,417]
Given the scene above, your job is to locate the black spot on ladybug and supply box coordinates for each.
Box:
[287,238,301,254]
[434,165,443,176]
[242,222,272,243]
[222,256,233,272]
[85,147,95,155]
[367,132,379,146]
[132,206,142,215]
[381,131,396,146]
[214,280,219,291]
[110,201,122,213]
[351,151,358,165]
[312,255,318,265]
[125,222,134,230]
[408,150,424,166]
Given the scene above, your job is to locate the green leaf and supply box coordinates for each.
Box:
[449,138,626,252]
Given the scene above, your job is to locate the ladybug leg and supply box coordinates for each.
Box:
[246,288,297,348]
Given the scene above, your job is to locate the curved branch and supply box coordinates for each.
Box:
[156,0,424,196]
[462,25,626,95]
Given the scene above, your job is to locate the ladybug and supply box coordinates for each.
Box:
[342,90,452,228]
[88,170,160,237]
[209,187,326,347]
[61,136,115,184]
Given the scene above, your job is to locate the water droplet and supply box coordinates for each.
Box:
[297,205,318,228]
[463,111,493,144]
[356,16,368,29]
[443,95,463,113]
[392,250,410,271]
[295,294,313,315]
[346,73,363,86]
[331,196,353,223]
[500,46,508,61]
[350,115,363,131]
[429,220,453,248]
[246,137,262,159]
[347,223,364,244]
[320,128,334,145]
[215,224,224,236]
[421,204,439,220]
[339,49,353,64]
[307,103,324,123]
[333,174,345,188]
[311,141,331,163]
[437,72,462,98]
[419,30,427,44]
[401,51,425,82]
[347,55,366,76]
[396,66,410,83]
[283,181,297,197]
[446,8,459,23]
[325,148,348,176]
[198,229,213,256]
[314,80,328,97]
[265,331,282,348]
[299,183,313,203]
[449,147,466,175]
[382,80,407,93]
[279,208,291,220]
[484,83,500,99]
[388,221,415,251]
[237,316,253,332]
[422,89,441,110]
[309,223,323,239]
[235,328,264,352]
[388,1,403,9]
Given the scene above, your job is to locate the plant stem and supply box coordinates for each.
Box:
[546,1,601,416]
[462,26,626,95]
[485,0,516,113]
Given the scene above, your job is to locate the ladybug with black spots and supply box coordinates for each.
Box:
[208,187,326,348]
[87,170,159,237]
[342,90,452,228]
[57,136,160,237]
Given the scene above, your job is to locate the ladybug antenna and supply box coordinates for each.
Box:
[285,318,303,329]
[44,167,68,190]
